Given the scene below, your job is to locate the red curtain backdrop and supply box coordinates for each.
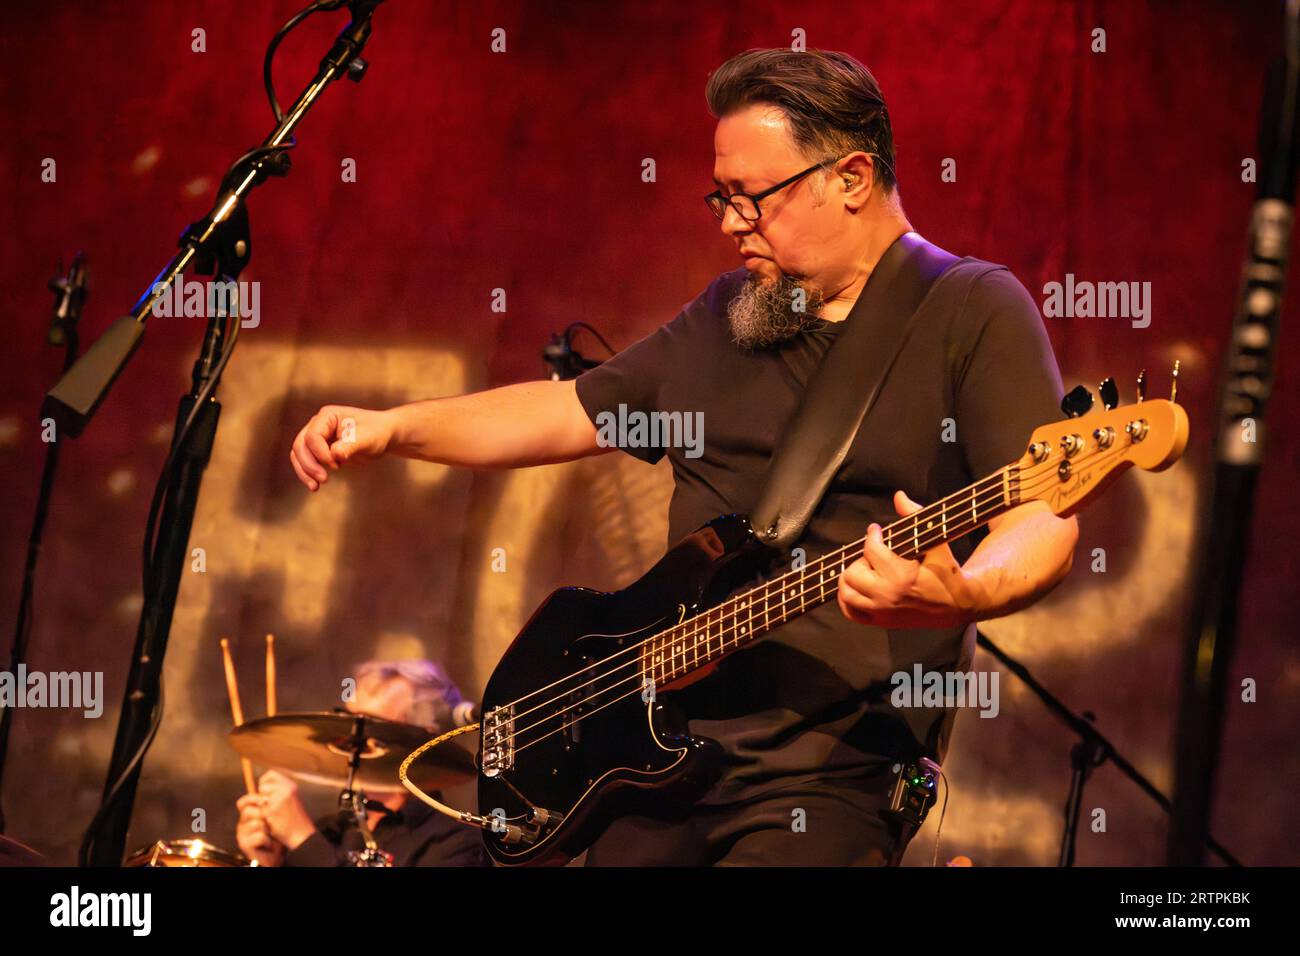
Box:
[0,0,1294,865]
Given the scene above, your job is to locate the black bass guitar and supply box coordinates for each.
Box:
[411,380,1188,865]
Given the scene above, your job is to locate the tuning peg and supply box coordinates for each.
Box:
[1060,384,1094,419]
[1170,359,1180,403]
[1136,369,1147,403]
[1098,377,1119,410]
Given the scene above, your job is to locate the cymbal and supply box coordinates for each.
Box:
[228,710,476,794]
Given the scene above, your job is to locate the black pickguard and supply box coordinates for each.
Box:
[476,513,771,865]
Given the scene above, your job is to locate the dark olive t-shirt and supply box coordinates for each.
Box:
[574,255,1064,804]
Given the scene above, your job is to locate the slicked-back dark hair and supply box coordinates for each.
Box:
[705,48,897,192]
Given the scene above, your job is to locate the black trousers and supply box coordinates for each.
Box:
[584,767,924,867]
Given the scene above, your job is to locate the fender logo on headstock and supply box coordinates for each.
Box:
[1048,468,1095,512]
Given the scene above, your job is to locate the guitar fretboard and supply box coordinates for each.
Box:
[639,465,1021,689]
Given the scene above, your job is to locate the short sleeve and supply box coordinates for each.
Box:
[573,317,678,465]
[952,267,1065,479]
[574,269,739,465]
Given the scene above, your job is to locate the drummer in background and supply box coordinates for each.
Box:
[235,659,490,867]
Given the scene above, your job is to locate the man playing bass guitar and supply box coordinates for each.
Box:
[289,48,1078,866]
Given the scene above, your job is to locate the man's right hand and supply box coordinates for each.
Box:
[290,405,394,491]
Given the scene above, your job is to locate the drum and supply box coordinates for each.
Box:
[124,838,250,868]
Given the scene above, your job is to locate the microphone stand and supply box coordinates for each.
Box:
[54,1,385,866]
[1167,0,1299,865]
[975,630,1240,866]
[0,255,88,835]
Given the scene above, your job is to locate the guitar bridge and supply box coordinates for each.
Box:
[481,703,515,777]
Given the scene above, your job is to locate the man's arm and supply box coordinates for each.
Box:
[837,491,1077,630]
[959,501,1077,619]
[290,379,611,490]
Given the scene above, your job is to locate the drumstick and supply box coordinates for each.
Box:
[220,638,257,795]
[265,633,277,718]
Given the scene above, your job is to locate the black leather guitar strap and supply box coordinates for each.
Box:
[750,231,959,550]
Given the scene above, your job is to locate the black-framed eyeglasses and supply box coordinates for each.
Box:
[705,161,827,223]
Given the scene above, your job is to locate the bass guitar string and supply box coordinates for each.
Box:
[495,466,1012,726]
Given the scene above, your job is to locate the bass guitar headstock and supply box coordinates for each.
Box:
[1018,365,1189,517]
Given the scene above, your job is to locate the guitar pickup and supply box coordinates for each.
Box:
[564,685,583,748]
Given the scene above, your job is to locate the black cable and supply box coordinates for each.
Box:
[930,768,949,867]
[94,309,237,862]
[141,315,241,590]
[564,321,616,357]
[78,676,165,867]
[264,1,343,124]
[228,1,354,197]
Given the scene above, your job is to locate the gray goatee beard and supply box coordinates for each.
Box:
[726,272,826,349]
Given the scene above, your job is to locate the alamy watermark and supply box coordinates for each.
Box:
[50,887,151,936]
[150,277,260,328]
[1042,273,1151,329]
[890,664,999,718]
[594,403,704,459]
[0,665,103,718]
